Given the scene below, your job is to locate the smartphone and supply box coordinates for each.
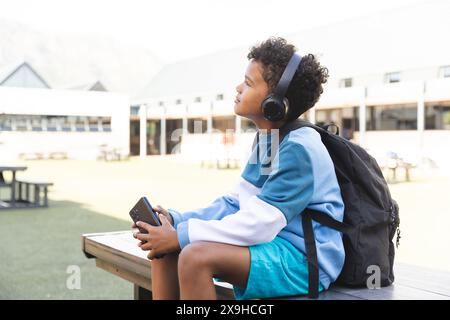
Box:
[129,196,161,234]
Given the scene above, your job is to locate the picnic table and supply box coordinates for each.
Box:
[0,165,27,209]
[97,145,129,162]
[82,231,450,300]
[381,151,415,183]
[0,165,53,209]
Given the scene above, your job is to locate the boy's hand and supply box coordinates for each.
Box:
[133,214,181,260]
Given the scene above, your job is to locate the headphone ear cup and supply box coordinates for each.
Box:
[261,95,286,122]
[261,95,278,121]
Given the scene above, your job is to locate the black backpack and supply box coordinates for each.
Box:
[252,119,401,298]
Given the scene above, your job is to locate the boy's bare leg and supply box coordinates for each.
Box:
[151,251,180,300]
[178,241,250,300]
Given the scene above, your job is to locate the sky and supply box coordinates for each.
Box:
[0,0,428,63]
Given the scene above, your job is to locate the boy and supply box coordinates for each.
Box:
[133,37,345,300]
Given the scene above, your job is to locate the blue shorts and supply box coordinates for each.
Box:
[233,236,324,300]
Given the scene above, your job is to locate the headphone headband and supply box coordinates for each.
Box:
[273,53,302,99]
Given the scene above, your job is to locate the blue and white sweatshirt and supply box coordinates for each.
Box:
[168,127,345,289]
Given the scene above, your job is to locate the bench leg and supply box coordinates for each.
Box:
[134,284,152,300]
[43,187,48,207]
[11,172,16,206]
[25,183,30,204]
[34,185,40,207]
[18,182,22,202]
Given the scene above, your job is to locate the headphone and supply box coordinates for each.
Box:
[261,53,302,122]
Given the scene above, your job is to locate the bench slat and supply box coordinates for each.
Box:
[394,264,450,297]
[330,283,449,300]
[16,180,53,186]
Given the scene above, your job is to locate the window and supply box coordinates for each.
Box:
[439,66,450,78]
[101,117,112,132]
[31,115,43,132]
[0,115,12,131]
[15,115,28,131]
[194,96,202,103]
[75,116,87,132]
[216,94,224,101]
[425,105,450,130]
[316,109,341,126]
[130,106,139,116]
[88,117,100,132]
[385,72,401,83]
[340,78,353,88]
[46,116,58,131]
[212,116,235,132]
[366,105,417,130]
[187,118,207,133]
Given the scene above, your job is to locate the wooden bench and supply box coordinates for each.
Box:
[81,231,450,300]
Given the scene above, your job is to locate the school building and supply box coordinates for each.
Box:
[131,1,450,169]
[0,62,130,160]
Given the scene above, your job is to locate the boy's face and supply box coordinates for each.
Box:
[234,59,269,121]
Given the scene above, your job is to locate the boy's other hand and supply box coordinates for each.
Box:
[133,214,180,260]
[153,205,174,226]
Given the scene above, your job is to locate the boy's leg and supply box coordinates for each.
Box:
[178,241,250,300]
[151,251,180,300]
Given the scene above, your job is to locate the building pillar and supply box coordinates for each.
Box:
[160,110,166,155]
[207,102,213,135]
[417,82,425,161]
[139,104,147,159]
[358,87,367,148]
[182,105,188,135]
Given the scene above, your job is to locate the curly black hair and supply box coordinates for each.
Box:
[247,37,329,121]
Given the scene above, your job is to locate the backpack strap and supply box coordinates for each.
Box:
[302,208,350,298]
[302,211,320,298]
[306,209,350,234]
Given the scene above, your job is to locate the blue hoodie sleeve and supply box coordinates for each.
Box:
[168,192,240,228]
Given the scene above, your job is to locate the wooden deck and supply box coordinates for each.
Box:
[81,231,450,300]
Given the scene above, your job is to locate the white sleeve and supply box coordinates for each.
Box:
[179,195,287,247]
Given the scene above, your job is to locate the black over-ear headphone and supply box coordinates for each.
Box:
[261,53,302,122]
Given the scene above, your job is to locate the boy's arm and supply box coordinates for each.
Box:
[167,183,240,228]
[175,143,315,249]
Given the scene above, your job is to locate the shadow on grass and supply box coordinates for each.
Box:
[0,199,134,300]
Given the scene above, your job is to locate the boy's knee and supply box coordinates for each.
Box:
[178,242,214,273]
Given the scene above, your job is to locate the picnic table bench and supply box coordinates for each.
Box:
[15,180,53,208]
[82,231,450,300]
[0,165,53,209]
